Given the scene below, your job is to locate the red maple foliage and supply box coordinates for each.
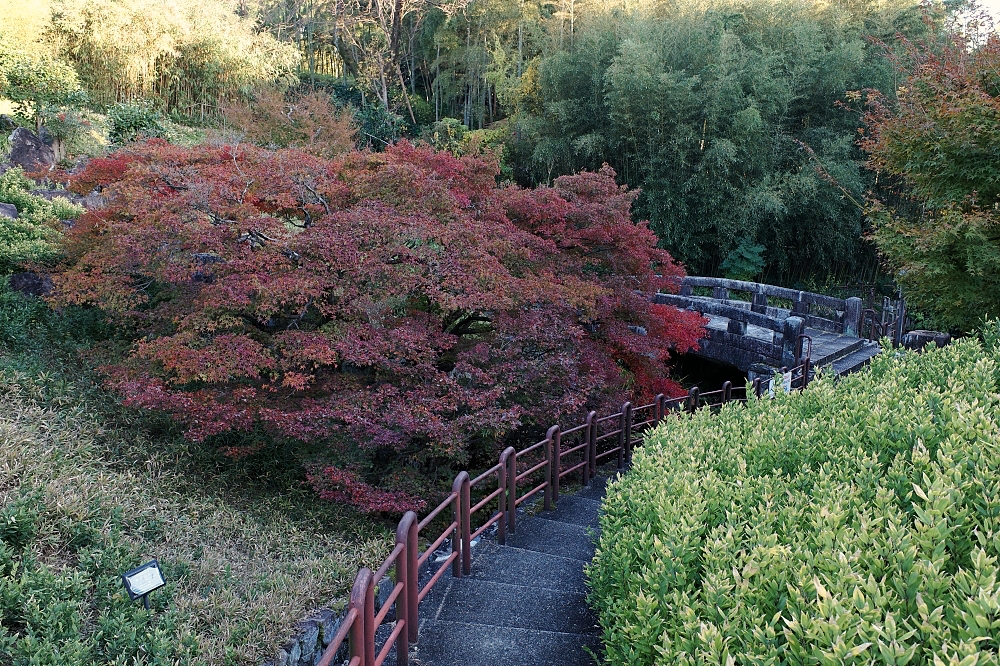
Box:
[53,140,703,511]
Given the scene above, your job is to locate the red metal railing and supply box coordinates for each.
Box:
[315,355,812,666]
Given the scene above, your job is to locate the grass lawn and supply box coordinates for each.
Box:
[0,283,392,665]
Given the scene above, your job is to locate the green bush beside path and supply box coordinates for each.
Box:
[590,335,1000,666]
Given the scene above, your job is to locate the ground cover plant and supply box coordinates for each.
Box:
[589,335,1000,665]
[0,278,390,665]
[0,167,83,272]
[50,139,704,511]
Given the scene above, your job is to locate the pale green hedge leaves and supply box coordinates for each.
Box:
[589,335,1000,666]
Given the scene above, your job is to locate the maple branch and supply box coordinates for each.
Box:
[286,298,314,330]
[301,181,331,215]
[161,176,189,191]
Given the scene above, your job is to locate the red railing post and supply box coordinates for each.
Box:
[587,412,597,479]
[551,425,561,505]
[498,447,513,544]
[451,474,464,578]
[617,403,630,470]
[460,472,471,575]
[722,381,732,403]
[583,412,595,486]
[544,425,557,510]
[802,358,811,390]
[623,403,634,466]
[687,387,700,414]
[362,569,376,666]
[405,513,418,644]
[506,448,517,534]
[654,393,665,422]
[349,569,370,666]
[395,512,417,661]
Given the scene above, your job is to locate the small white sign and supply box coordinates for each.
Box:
[123,560,166,599]
[782,372,792,393]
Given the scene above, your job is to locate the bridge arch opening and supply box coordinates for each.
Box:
[672,354,747,394]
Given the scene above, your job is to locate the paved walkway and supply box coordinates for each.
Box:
[409,477,609,666]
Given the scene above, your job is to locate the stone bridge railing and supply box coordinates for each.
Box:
[655,277,877,370]
[675,276,864,336]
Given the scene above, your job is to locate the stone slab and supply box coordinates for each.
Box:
[466,541,588,592]
[411,619,601,666]
[421,578,596,634]
[506,517,596,562]
[534,495,601,529]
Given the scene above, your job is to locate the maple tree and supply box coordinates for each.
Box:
[861,27,1000,332]
[52,140,703,511]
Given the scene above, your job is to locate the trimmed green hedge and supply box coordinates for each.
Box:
[589,334,1000,666]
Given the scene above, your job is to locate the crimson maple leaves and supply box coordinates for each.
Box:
[54,140,703,511]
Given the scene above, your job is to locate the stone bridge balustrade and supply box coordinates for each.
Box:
[660,277,887,376]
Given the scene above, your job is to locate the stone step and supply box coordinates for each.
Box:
[464,541,588,592]
[534,494,602,528]
[412,619,601,666]
[572,475,612,503]
[506,517,597,562]
[808,335,865,367]
[830,342,882,376]
[419,577,597,634]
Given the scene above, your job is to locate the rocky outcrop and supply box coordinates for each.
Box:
[0,203,17,219]
[0,115,15,132]
[8,128,55,173]
[8,272,54,297]
[902,329,952,352]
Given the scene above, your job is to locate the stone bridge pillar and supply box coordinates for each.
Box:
[843,297,862,337]
[782,316,805,367]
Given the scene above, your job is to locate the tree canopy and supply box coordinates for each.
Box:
[52,140,704,510]
[863,23,1000,332]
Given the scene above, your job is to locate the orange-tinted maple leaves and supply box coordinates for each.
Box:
[52,140,704,511]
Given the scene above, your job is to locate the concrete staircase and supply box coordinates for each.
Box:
[408,477,608,666]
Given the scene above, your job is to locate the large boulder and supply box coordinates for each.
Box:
[8,272,53,297]
[30,188,84,205]
[8,128,55,173]
[902,329,952,352]
[0,203,16,219]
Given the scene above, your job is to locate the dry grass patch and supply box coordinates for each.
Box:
[0,373,391,665]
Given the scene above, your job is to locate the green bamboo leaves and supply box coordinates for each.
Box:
[589,333,1000,665]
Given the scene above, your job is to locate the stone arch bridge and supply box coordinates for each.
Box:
[656,277,904,377]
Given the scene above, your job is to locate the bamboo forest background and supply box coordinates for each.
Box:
[0,0,957,284]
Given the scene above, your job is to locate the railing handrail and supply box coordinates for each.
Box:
[656,293,787,332]
[680,276,847,310]
[315,359,814,666]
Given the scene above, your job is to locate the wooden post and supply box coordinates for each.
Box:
[551,425,561,505]
[544,426,556,511]
[623,403,634,466]
[506,448,517,534]
[349,570,370,666]
[616,403,629,470]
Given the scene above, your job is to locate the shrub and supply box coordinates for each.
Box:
[589,335,1000,665]
[222,88,355,158]
[0,168,83,272]
[51,141,704,510]
[106,102,165,145]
